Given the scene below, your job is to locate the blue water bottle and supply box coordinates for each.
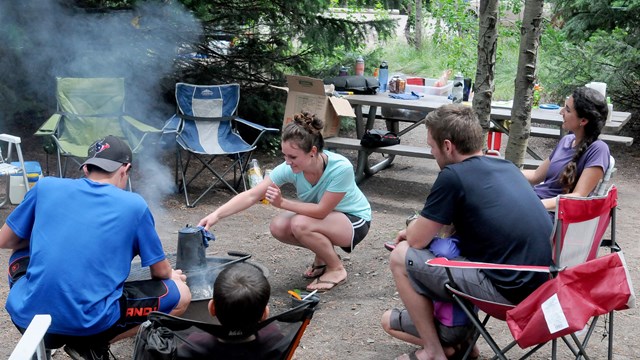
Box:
[379,61,389,93]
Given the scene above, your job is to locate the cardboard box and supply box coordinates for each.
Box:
[283,75,355,138]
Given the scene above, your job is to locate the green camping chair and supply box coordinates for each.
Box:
[35,77,161,177]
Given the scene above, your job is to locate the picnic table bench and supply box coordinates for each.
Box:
[326,93,632,183]
[325,136,542,183]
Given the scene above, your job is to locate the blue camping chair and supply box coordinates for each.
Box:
[163,83,278,207]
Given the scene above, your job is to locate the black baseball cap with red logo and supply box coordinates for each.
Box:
[81,135,132,172]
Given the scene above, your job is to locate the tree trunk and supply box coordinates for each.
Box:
[404,2,415,46]
[415,0,423,49]
[472,0,499,147]
[505,0,545,166]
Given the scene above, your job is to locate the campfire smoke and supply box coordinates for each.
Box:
[0,0,202,210]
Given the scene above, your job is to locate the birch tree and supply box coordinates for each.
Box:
[472,0,499,143]
[504,0,545,166]
[415,0,423,49]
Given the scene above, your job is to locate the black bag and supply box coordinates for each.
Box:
[323,75,380,95]
[360,129,400,148]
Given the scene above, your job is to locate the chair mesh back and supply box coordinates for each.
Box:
[593,155,616,196]
[175,83,239,118]
[56,77,128,148]
[554,186,617,268]
[133,300,317,360]
[174,83,250,155]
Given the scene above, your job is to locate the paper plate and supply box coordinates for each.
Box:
[540,103,560,110]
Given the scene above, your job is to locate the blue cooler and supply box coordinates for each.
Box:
[10,161,43,205]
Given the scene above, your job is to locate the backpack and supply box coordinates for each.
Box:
[323,75,380,95]
[360,129,400,148]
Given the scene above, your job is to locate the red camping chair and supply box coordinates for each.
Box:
[427,186,635,360]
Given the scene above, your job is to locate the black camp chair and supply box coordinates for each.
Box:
[133,298,319,360]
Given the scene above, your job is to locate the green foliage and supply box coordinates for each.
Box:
[170,0,397,154]
[541,26,640,110]
[381,36,522,100]
[550,0,640,46]
[264,136,282,158]
[176,1,395,83]
[428,0,478,73]
[540,0,640,112]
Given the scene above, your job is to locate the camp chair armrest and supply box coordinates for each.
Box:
[123,115,162,134]
[35,113,62,136]
[426,257,552,273]
[233,117,279,133]
[162,115,182,134]
[0,134,22,144]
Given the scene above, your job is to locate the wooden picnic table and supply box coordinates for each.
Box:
[325,93,632,183]
[489,103,631,136]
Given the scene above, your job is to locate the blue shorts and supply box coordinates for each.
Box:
[9,249,181,348]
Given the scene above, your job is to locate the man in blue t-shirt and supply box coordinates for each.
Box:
[1,135,192,359]
[386,105,553,360]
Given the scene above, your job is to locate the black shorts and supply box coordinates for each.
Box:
[339,213,371,253]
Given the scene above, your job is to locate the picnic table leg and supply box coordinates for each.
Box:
[351,105,372,183]
[354,149,368,183]
[490,118,544,161]
[355,105,366,138]
[350,105,398,183]
[363,105,395,177]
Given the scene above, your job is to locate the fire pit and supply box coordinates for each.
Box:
[128,226,269,323]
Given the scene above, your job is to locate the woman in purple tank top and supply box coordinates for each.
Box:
[522,87,610,211]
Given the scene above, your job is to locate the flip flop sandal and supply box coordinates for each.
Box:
[384,241,396,252]
[306,276,346,293]
[303,264,327,279]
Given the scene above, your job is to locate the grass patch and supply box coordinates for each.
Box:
[380,29,527,101]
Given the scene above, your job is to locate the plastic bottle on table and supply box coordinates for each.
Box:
[355,56,365,76]
[379,61,389,92]
[451,72,464,104]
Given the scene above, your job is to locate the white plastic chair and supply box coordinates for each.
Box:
[9,314,52,360]
[593,155,616,196]
[0,134,29,207]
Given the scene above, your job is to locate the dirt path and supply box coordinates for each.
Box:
[1,120,638,359]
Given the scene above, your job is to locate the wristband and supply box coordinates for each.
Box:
[406,213,419,227]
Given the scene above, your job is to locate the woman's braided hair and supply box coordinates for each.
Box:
[558,87,608,193]
[282,111,324,152]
